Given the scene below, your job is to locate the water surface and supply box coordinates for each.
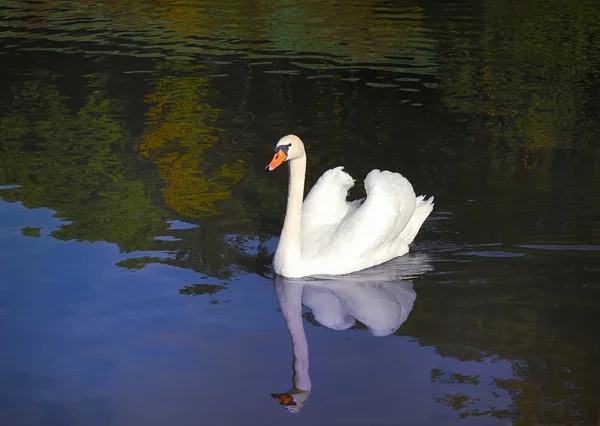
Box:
[1,0,600,425]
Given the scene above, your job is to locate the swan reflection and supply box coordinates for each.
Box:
[271,253,432,413]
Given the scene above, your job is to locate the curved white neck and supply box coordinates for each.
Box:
[274,155,306,273]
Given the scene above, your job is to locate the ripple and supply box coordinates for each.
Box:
[455,251,525,258]
[366,82,399,88]
[0,0,442,87]
[518,244,600,252]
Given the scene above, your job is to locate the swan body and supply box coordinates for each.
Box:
[266,134,433,278]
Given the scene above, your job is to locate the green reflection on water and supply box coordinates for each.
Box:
[0,70,267,279]
[0,74,169,251]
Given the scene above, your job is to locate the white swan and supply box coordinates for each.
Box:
[265,134,434,278]
[271,254,432,413]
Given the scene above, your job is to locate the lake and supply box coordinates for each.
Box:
[1,0,599,425]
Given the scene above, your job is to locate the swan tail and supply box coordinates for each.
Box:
[400,195,434,245]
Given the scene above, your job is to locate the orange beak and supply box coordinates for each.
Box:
[271,393,295,406]
[265,149,287,172]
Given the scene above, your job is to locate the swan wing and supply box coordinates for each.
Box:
[322,169,419,270]
[301,166,358,257]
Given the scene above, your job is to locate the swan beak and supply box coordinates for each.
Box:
[265,149,287,172]
[271,393,295,406]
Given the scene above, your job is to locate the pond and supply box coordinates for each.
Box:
[1,0,599,425]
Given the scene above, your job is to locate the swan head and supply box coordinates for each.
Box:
[265,134,305,172]
[271,389,310,413]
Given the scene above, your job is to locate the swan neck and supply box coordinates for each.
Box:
[278,155,306,267]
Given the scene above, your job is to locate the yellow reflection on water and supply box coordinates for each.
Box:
[141,62,245,218]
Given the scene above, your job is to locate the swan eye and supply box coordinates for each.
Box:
[274,143,292,156]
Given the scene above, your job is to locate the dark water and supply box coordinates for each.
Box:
[1,0,600,424]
